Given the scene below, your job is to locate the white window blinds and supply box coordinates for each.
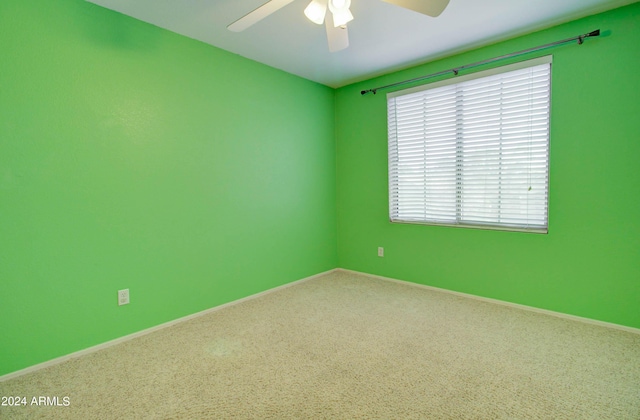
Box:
[388,57,551,233]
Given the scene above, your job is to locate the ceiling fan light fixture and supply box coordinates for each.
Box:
[328,0,353,26]
[304,0,327,25]
[328,0,350,11]
[332,9,353,27]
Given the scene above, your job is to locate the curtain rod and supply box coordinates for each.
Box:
[361,29,601,95]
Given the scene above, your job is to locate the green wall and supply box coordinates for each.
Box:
[336,3,640,329]
[0,0,337,376]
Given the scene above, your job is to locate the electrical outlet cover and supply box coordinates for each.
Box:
[118,289,130,306]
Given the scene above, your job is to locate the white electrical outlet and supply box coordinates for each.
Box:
[378,247,384,257]
[118,289,130,306]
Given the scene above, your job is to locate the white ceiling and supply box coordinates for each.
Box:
[85,0,635,88]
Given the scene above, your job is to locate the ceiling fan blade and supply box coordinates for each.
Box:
[325,15,349,52]
[382,0,450,17]
[227,0,296,32]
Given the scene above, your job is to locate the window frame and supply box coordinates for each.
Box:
[387,56,552,234]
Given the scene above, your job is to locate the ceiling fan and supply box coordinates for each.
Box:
[227,0,450,52]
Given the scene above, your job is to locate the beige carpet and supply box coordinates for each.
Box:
[1,271,639,419]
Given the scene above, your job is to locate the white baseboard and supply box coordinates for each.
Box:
[337,268,640,335]
[0,268,339,383]
[4,266,636,382]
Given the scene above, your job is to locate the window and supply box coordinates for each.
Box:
[387,57,551,233]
